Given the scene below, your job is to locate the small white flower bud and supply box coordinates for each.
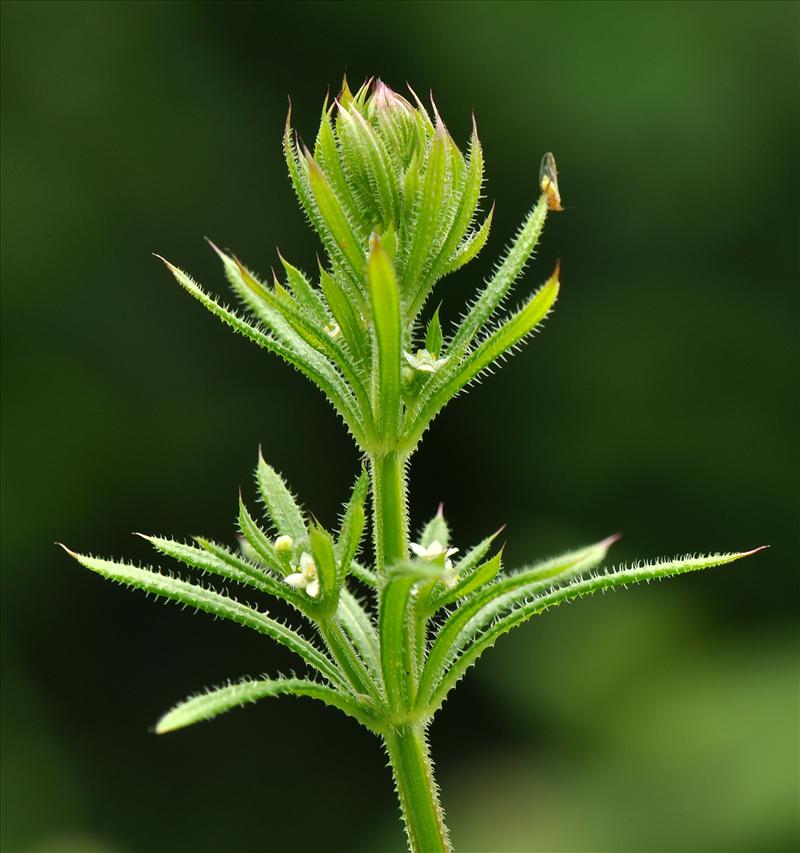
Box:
[275,534,294,553]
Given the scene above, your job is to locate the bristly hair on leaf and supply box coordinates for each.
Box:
[63,77,766,853]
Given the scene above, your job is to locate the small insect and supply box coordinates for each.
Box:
[539,151,563,211]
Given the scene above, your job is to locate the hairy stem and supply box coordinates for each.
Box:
[370,450,409,573]
[384,723,451,853]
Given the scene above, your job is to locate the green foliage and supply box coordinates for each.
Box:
[64,79,764,853]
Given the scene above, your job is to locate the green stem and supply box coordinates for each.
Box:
[384,723,451,853]
[370,450,409,573]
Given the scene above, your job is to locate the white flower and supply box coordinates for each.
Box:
[410,540,461,590]
[274,534,294,553]
[284,552,320,598]
[403,349,447,374]
[410,540,459,562]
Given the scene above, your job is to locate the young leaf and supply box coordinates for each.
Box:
[278,254,329,326]
[418,505,449,550]
[405,266,559,448]
[238,496,284,573]
[447,192,549,359]
[379,559,444,713]
[256,451,307,541]
[138,534,300,606]
[337,588,381,679]
[336,469,369,583]
[309,522,338,603]
[156,676,383,734]
[416,535,619,708]
[158,257,366,446]
[424,306,444,357]
[367,234,402,443]
[318,265,370,369]
[305,150,367,283]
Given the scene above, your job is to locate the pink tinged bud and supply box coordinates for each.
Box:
[371,79,414,115]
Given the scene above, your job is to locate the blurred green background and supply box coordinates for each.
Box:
[2,1,797,851]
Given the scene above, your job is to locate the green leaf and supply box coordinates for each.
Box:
[446,206,494,275]
[283,105,325,236]
[256,451,307,541]
[400,120,448,296]
[426,548,767,714]
[405,267,559,448]
[367,234,402,443]
[447,192,549,359]
[309,522,338,603]
[278,254,329,326]
[337,588,381,679]
[314,104,368,241]
[318,264,370,369]
[238,496,284,573]
[138,534,300,606]
[379,559,444,713]
[416,535,618,709]
[348,560,378,589]
[410,119,485,315]
[338,104,399,227]
[156,676,383,734]
[213,247,372,429]
[158,257,366,446]
[336,469,369,583]
[419,505,449,549]
[424,306,443,357]
[62,546,346,688]
[305,150,367,284]
[437,549,503,607]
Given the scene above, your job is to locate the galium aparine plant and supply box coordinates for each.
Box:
[62,79,764,853]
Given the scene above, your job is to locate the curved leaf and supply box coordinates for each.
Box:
[156,676,383,734]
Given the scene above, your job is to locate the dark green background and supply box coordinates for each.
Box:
[2,2,797,851]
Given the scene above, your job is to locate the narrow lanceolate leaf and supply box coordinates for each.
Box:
[216,250,372,426]
[337,588,381,679]
[416,535,619,709]
[401,120,448,296]
[336,469,369,583]
[348,560,378,589]
[256,451,307,541]
[305,151,367,283]
[138,534,301,606]
[424,306,444,357]
[309,522,338,603]
[448,192,549,359]
[405,266,560,447]
[314,106,368,241]
[425,549,767,714]
[419,505,450,549]
[278,254,329,326]
[284,105,325,235]
[446,206,494,275]
[62,547,346,688]
[367,234,402,442]
[158,258,366,445]
[319,265,370,370]
[409,120,485,316]
[156,677,383,735]
[436,549,503,608]
[238,496,284,573]
[379,560,444,713]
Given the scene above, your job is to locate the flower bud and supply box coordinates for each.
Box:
[274,534,294,553]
